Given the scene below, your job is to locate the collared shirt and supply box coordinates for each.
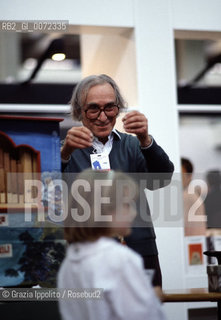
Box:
[92,129,121,155]
[58,237,165,320]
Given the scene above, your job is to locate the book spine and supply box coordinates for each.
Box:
[10,158,18,203]
[3,151,12,203]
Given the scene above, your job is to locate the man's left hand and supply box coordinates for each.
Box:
[122,111,152,147]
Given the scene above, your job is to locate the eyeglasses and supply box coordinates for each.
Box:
[84,103,119,120]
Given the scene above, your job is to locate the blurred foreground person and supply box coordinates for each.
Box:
[58,169,166,320]
[205,170,221,229]
[181,158,206,236]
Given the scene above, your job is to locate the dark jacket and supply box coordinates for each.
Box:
[62,131,174,256]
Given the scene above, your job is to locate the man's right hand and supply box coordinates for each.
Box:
[61,126,93,160]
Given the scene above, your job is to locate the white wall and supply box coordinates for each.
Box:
[0,0,134,27]
[132,5,186,319]
[172,0,221,31]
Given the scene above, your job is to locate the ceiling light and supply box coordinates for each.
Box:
[51,53,66,61]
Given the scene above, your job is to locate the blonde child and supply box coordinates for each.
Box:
[58,169,165,320]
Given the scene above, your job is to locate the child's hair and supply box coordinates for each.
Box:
[64,169,138,243]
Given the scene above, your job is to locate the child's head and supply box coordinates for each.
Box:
[64,169,138,243]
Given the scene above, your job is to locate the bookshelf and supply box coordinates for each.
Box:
[0,130,41,209]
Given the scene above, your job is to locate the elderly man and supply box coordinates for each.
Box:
[61,74,174,287]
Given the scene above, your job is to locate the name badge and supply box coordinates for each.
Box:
[90,153,111,170]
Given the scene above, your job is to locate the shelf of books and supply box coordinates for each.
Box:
[0,130,41,210]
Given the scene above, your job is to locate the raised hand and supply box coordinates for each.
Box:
[61,126,93,160]
[122,111,152,147]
